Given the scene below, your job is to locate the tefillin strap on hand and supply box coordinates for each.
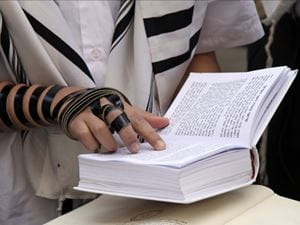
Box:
[110,112,130,133]
[89,92,130,134]
[58,88,131,139]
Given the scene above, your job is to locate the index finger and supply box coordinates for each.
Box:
[130,115,166,151]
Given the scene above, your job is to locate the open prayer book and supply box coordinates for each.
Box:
[75,66,298,204]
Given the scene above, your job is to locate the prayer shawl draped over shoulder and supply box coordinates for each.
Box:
[106,0,205,113]
[0,1,97,200]
[0,0,263,200]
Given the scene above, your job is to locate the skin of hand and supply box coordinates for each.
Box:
[68,101,169,154]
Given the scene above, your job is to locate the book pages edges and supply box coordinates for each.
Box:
[251,69,298,145]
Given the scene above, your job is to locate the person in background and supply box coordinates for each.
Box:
[0,1,263,224]
[248,0,300,200]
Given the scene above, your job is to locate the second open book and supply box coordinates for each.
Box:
[76,66,297,203]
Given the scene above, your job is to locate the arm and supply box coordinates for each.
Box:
[0,82,168,153]
[174,51,221,98]
[186,51,221,74]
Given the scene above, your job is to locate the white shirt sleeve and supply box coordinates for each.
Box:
[196,0,264,53]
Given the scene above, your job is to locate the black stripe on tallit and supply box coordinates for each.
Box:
[152,29,201,75]
[144,6,194,38]
[0,17,10,61]
[111,0,135,50]
[23,10,95,83]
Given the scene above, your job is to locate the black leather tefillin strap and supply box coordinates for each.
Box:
[110,112,130,133]
[0,84,14,128]
[90,93,129,133]
[14,86,31,127]
[29,86,46,125]
[58,88,131,138]
[42,85,64,122]
[52,89,87,121]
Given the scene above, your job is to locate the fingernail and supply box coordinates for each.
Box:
[154,140,166,150]
[130,142,140,153]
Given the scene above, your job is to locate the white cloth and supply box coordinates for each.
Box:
[0,133,58,225]
[196,0,265,53]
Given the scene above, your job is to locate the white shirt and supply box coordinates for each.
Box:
[59,1,120,87]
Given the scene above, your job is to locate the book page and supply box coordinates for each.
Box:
[251,69,297,145]
[160,67,286,144]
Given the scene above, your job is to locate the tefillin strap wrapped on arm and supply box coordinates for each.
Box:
[0,81,80,131]
[0,82,132,139]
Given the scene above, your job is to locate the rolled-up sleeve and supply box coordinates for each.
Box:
[196,0,264,53]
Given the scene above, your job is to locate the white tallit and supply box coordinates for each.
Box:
[106,0,204,114]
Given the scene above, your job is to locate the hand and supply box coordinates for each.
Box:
[68,101,169,153]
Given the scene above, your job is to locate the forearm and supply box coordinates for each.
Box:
[186,51,220,74]
[0,81,84,131]
[174,51,221,98]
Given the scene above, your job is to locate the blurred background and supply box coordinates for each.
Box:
[216,48,247,72]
